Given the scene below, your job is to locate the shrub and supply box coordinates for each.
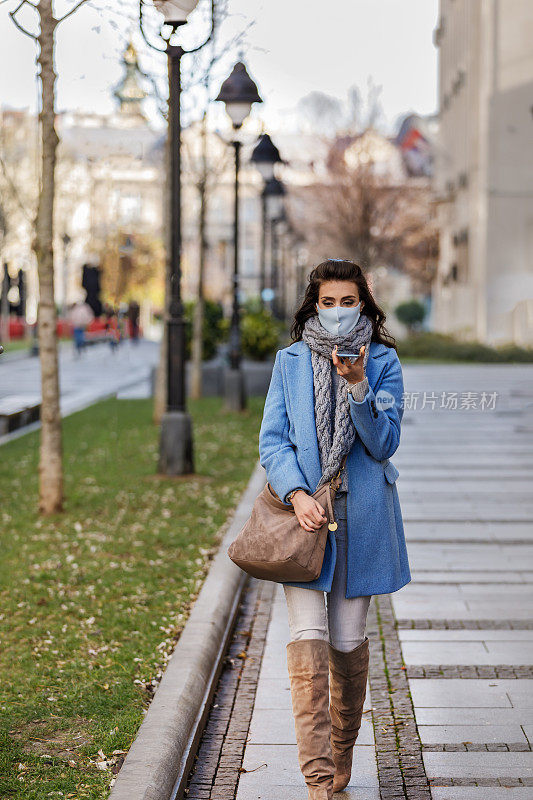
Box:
[397,331,533,362]
[184,299,225,360]
[395,299,426,333]
[241,308,283,361]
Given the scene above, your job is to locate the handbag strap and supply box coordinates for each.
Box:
[269,452,348,503]
[329,453,348,493]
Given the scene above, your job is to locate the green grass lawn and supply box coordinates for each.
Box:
[0,338,34,354]
[0,337,73,356]
[0,396,264,799]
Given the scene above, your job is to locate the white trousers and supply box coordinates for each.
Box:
[283,492,372,652]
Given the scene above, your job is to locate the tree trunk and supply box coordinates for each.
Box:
[153,129,171,424]
[190,202,206,399]
[190,116,208,401]
[34,2,62,514]
[190,181,207,400]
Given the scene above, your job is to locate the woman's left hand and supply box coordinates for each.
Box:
[332,344,366,385]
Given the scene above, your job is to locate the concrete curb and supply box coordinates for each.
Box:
[109,460,266,800]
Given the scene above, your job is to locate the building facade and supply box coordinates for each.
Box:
[433,0,533,346]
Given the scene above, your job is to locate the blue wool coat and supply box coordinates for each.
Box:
[258,339,411,597]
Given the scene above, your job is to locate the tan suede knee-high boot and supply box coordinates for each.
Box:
[328,636,370,793]
[286,638,335,800]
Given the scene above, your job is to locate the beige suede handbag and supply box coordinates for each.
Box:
[227,455,347,582]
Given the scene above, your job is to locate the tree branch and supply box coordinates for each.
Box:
[9,1,38,40]
[55,0,90,23]
[0,152,34,222]
[138,0,166,53]
[185,0,215,54]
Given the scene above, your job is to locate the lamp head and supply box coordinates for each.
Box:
[251,133,282,181]
[153,0,199,24]
[215,61,263,129]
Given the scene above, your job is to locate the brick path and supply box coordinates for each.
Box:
[184,362,533,799]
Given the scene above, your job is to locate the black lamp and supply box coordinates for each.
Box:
[215,62,263,411]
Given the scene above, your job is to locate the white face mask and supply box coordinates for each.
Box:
[315,302,361,335]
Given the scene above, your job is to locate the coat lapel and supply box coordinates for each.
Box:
[283,339,390,490]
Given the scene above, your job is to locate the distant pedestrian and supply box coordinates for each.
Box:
[68,300,94,356]
[127,300,140,344]
[258,259,411,799]
[103,303,120,352]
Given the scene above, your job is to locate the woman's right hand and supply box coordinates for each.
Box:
[291,490,328,532]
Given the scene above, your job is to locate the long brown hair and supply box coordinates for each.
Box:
[290,259,397,350]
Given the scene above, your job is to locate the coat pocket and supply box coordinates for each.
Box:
[383,460,400,484]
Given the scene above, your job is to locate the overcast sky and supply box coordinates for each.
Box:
[0,0,439,135]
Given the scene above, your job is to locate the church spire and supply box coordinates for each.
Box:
[113,42,147,119]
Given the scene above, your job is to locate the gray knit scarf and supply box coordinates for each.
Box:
[302,312,373,488]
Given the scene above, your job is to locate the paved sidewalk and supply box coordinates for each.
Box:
[0,339,158,442]
[390,362,533,799]
[184,362,533,799]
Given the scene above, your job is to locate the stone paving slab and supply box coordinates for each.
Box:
[399,629,533,641]
[236,784,380,800]
[402,641,533,665]
[397,597,533,612]
[408,677,533,708]
[417,724,528,744]
[395,548,533,575]
[405,521,533,541]
[431,790,533,799]
[409,571,533,583]
[413,707,533,725]
[400,578,533,592]
[402,480,533,492]
[422,751,533,778]
[395,600,533,620]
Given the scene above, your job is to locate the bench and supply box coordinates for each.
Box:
[84,332,110,346]
[0,395,41,436]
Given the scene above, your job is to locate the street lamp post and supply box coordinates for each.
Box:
[141,0,214,474]
[250,133,283,307]
[275,211,291,322]
[263,176,286,318]
[215,62,262,412]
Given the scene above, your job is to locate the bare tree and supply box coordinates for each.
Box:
[185,114,214,400]
[297,92,344,138]
[290,136,437,293]
[297,77,385,138]
[7,0,93,514]
[290,81,436,294]
[0,204,8,343]
[182,95,231,400]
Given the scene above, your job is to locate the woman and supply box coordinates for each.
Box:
[258,259,411,800]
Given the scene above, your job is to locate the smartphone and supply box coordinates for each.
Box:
[336,351,362,364]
